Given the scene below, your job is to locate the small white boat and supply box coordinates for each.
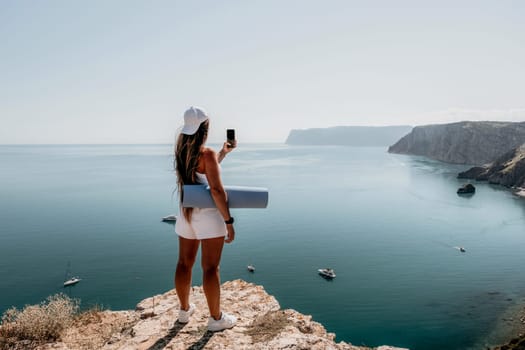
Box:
[318,268,336,279]
[63,261,81,287]
[162,214,177,222]
[247,265,255,272]
[63,277,81,287]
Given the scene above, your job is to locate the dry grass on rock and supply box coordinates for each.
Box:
[0,294,79,349]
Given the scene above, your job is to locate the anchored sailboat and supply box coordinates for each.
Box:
[63,261,81,287]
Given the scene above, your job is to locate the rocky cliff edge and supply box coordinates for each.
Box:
[34,280,406,350]
[388,121,525,165]
[458,143,525,193]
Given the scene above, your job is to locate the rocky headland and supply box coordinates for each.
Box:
[458,143,525,194]
[286,126,412,147]
[2,280,407,350]
[388,121,525,165]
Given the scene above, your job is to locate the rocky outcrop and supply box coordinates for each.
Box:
[491,335,525,350]
[32,280,407,350]
[457,183,476,194]
[388,121,525,165]
[458,144,525,190]
[491,304,525,349]
[286,126,413,147]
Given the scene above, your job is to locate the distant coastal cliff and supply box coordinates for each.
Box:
[388,121,525,165]
[286,126,413,147]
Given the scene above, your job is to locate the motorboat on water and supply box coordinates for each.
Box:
[459,247,466,253]
[162,214,177,222]
[318,268,336,279]
[247,265,255,272]
[63,277,81,287]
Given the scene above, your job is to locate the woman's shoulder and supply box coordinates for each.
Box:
[201,147,217,159]
[199,147,218,170]
[198,147,220,175]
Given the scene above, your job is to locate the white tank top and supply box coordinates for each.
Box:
[196,172,208,185]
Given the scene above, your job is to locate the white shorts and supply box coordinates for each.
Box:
[175,208,227,240]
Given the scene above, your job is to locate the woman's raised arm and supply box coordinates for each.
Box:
[202,148,235,243]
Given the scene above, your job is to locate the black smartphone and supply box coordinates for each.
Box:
[227,129,235,142]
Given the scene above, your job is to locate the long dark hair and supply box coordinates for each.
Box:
[175,120,209,221]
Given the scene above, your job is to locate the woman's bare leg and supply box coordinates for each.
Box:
[175,236,200,310]
[201,236,225,320]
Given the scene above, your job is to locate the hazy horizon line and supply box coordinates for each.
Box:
[3,120,525,146]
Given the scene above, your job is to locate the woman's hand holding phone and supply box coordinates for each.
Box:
[218,129,236,163]
[223,128,236,153]
[226,129,236,149]
[222,140,236,153]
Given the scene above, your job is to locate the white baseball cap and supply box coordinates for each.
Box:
[181,106,209,135]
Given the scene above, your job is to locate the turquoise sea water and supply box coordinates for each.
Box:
[1,144,524,350]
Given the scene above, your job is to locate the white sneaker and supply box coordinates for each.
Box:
[177,303,195,323]
[208,312,237,332]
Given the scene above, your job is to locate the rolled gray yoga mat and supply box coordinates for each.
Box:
[182,185,269,208]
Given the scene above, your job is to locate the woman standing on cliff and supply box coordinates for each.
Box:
[174,106,237,331]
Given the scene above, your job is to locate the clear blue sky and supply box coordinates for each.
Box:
[1,0,524,143]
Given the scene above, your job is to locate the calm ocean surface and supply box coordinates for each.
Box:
[1,144,525,349]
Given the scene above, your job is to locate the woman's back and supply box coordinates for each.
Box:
[174,106,237,332]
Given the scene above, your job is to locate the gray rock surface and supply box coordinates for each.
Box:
[458,143,525,189]
[388,121,525,165]
[286,126,413,147]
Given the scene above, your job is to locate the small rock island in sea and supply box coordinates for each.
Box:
[457,183,476,194]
